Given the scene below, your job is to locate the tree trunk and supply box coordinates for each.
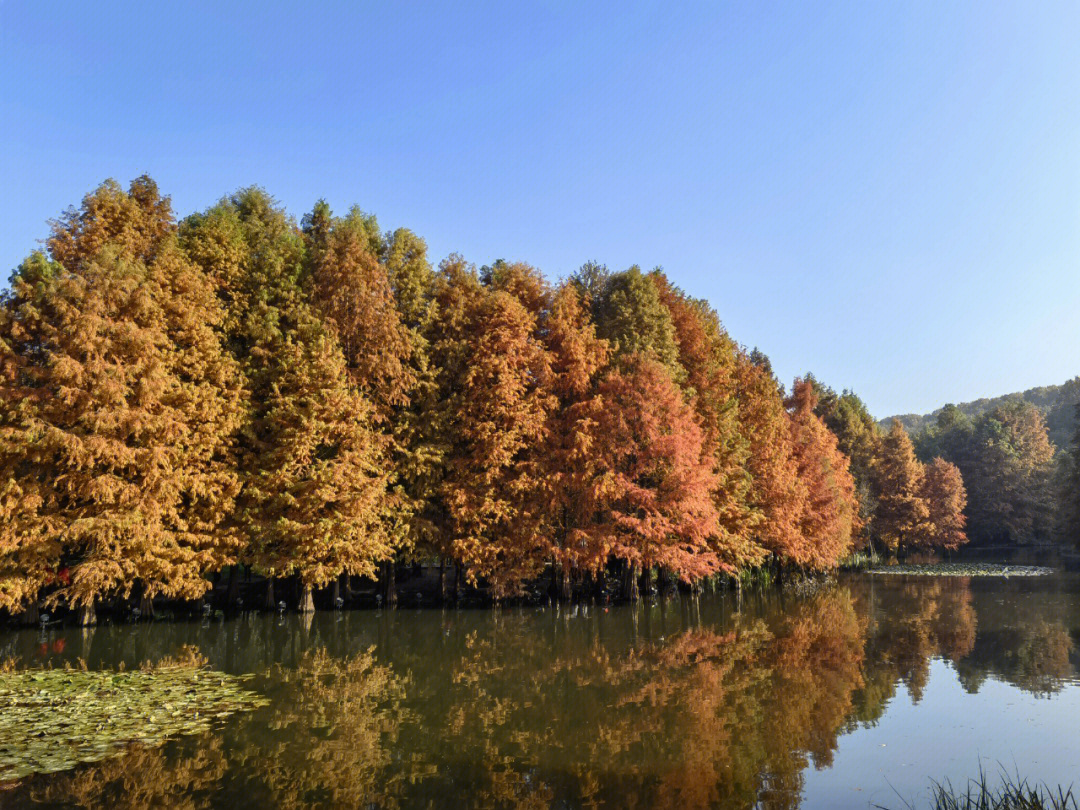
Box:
[560,567,572,601]
[264,578,276,611]
[139,594,154,619]
[625,564,640,602]
[77,603,97,627]
[454,564,463,601]
[299,583,315,613]
[383,561,397,606]
[644,565,654,597]
[16,599,39,627]
[331,575,342,607]
[226,565,241,608]
[438,558,447,603]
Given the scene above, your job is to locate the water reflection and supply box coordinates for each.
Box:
[3,572,1080,809]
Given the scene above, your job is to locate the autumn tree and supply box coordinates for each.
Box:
[586,355,723,597]
[303,203,414,418]
[785,379,859,568]
[302,204,419,594]
[920,458,968,551]
[0,178,243,621]
[733,351,806,566]
[872,421,929,552]
[181,189,393,609]
[380,227,445,578]
[539,283,611,594]
[427,258,554,596]
[653,273,762,571]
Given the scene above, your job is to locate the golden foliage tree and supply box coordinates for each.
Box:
[733,352,807,566]
[0,178,243,617]
[182,190,392,608]
[872,420,930,552]
[786,379,860,568]
[428,259,555,596]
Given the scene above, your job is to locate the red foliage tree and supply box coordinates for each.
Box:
[586,355,723,593]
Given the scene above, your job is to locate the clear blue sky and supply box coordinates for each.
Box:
[3,1,1078,418]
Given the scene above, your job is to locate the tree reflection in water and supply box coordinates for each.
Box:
[4,573,1079,809]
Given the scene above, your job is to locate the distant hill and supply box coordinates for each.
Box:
[884,377,1080,451]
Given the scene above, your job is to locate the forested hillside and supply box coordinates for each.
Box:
[0,178,972,621]
[887,378,1080,451]
[897,388,1080,546]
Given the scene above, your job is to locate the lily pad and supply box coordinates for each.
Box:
[0,665,267,783]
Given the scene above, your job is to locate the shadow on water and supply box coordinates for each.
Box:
[2,565,1080,809]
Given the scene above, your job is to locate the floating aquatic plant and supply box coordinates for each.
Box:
[867,563,1052,577]
[0,663,267,782]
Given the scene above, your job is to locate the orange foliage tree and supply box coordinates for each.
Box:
[586,355,723,596]
[786,379,860,568]
[653,273,763,571]
[920,458,968,551]
[538,283,611,592]
[428,259,554,596]
[872,420,931,552]
[0,178,243,619]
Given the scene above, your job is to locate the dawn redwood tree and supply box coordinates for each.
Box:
[590,266,683,378]
[653,273,762,571]
[538,283,611,593]
[381,227,445,579]
[303,203,414,418]
[786,379,859,568]
[0,178,243,620]
[733,351,805,567]
[242,318,393,609]
[920,458,968,551]
[182,189,394,608]
[303,204,419,589]
[811,379,882,541]
[428,258,554,597]
[587,355,723,597]
[872,421,930,553]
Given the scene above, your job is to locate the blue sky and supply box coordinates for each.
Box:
[3,1,1078,417]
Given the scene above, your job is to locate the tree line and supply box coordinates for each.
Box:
[0,177,969,619]
[912,402,1065,545]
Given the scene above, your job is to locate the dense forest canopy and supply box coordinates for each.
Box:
[891,383,1080,546]
[3,177,1064,618]
[886,377,1080,452]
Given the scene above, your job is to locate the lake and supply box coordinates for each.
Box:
[1,565,1079,809]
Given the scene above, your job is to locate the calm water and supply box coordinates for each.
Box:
[2,568,1080,809]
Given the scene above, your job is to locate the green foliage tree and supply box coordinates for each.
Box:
[963,403,1056,543]
[590,266,683,377]
[811,379,882,540]
[1059,402,1080,545]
